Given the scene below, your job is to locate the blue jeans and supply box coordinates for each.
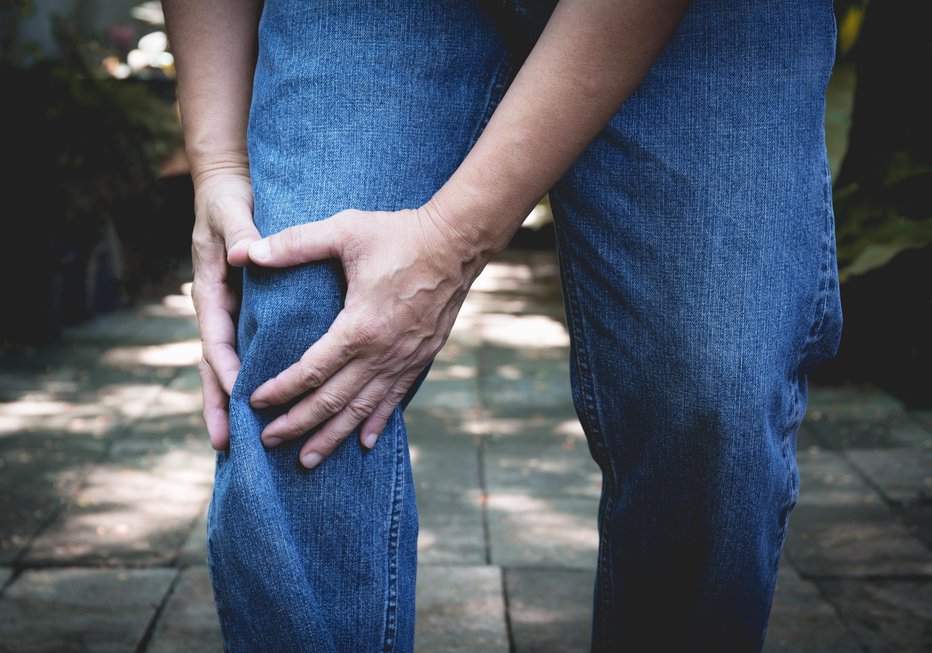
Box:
[207,1,843,651]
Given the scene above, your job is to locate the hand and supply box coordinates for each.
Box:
[191,170,261,450]
[247,203,487,469]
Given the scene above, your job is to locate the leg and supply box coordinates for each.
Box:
[549,1,842,650]
[205,2,514,651]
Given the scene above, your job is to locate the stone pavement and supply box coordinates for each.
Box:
[0,249,930,652]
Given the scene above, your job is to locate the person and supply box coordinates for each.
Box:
[163,1,843,651]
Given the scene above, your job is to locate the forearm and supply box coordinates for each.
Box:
[162,0,262,184]
[430,0,690,255]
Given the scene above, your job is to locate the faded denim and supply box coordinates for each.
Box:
[206,1,843,651]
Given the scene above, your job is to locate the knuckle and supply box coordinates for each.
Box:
[298,361,325,389]
[349,317,385,350]
[282,417,307,439]
[331,212,354,239]
[385,384,408,404]
[372,344,399,366]
[355,324,379,348]
[345,396,378,420]
[314,391,346,416]
[190,281,204,306]
[428,333,448,356]
[320,430,345,451]
[282,225,305,254]
[191,231,212,253]
[261,384,286,405]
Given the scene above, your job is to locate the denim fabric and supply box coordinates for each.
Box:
[206,1,843,651]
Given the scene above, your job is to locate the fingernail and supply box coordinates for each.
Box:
[263,436,282,448]
[250,239,271,261]
[302,452,323,469]
[251,397,269,409]
[364,433,379,449]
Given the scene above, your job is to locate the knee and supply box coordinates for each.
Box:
[663,326,788,431]
[231,262,345,395]
[244,261,344,339]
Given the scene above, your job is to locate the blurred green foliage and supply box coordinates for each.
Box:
[831,0,932,282]
[3,4,180,248]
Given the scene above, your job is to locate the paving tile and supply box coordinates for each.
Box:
[405,408,480,494]
[487,493,599,569]
[25,448,214,566]
[0,431,106,564]
[892,504,932,552]
[0,567,11,589]
[110,411,210,459]
[795,420,824,452]
[478,345,574,414]
[407,360,482,412]
[797,450,884,507]
[483,434,601,498]
[63,309,199,347]
[482,414,585,441]
[415,565,509,653]
[470,250,564,301]
[148,567,222,653]
[786,503,932,577]
[417,491,486,565]
[911,410,932,434]
[846,448,932,505]
[0,344,101,399]
[808,413,932,451]
[506,568,594,653]
[178,503,210,567]
[75,381,167,424]
[805,384,906,421]
[0,567,175,653]
[817,579,932,653]
[764,565,861,653]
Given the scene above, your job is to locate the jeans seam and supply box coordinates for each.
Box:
[551,203,619,639]
[794,144,838,377]
[778,153,836,583]
[381,417,406,653]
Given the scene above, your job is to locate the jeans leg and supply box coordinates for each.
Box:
[205,3,513,651]
[549,1,842,650]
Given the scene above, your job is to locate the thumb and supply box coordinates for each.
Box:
[248,213,346,268]
[219,198,262,267]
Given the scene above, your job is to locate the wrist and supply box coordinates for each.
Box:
[188,149,251,188]
[425,177,533,263]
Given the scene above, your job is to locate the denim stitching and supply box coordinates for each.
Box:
[779,152,837,579]
[796,161,836,374]
[550,196,618,643]
[381,416,405,652]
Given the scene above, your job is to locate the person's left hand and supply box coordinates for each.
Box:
[247,204,487,469]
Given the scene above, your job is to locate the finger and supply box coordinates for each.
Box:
[193,278,242,396]
[247,212,347,267]
[259,360,379,446]
[358,369,423,451]
[250,311,356,408]
[297,376,397,469]
[205,192,261,266]
[199,359,230,450]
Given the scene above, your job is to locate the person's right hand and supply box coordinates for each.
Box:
[191,170,261,450]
